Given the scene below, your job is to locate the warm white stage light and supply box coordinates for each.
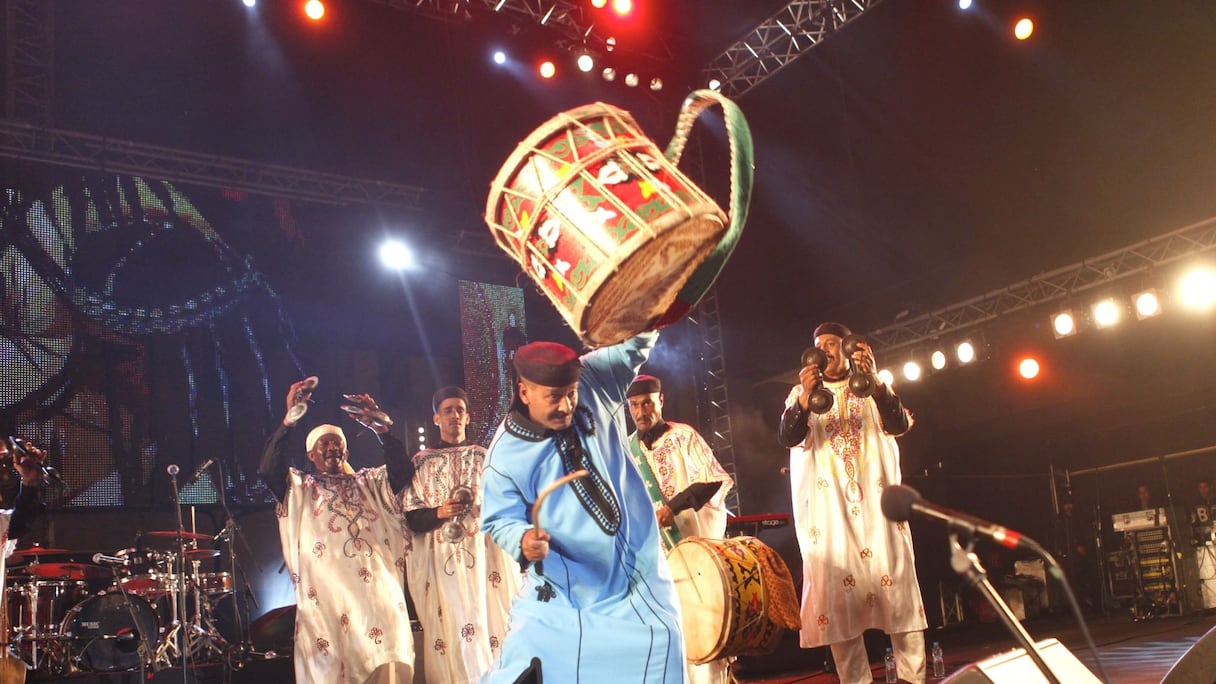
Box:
[877,369,895,388]
[602,67,616,82]
[1014,18,1034,40]
[304,0,325,20]
[625,73,639,87]
[1091,298,1121,329]
[577,54,594,72]
[708,78,722,91]
[930,350,947,371]
[539,61,556,79]
[902,361,923,382]
[1178,266,1216,310]
[1133,289,1162,319]
[611,0,633,17]
[591,0,608,8]
[1051,311,1078,338]
[379,239,414,271]
[956,341,976,364]
[1018,357,1040,380]
[605,36,617,52]
[649,78,663,91]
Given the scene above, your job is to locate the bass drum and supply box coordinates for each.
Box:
[59,592,160,672]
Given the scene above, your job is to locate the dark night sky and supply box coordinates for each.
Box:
[34,0,1216,524]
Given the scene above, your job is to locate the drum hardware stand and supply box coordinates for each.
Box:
[98,564,160,675]
[214,459,258,668]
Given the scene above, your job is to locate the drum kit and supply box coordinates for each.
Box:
[2,531,242,676]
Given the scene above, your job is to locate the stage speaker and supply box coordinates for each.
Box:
[942,638,1100,683]
[1162,623,1216,684]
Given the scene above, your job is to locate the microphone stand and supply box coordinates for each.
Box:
[166,467,190,679]
[948,531,1061,684]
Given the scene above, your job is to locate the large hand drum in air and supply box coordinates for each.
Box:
[485,90,753,347]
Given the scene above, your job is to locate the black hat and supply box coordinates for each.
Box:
[813,322,852,340]
[432,386,468,413]
[627,374,662,398]
[513,341,582,387]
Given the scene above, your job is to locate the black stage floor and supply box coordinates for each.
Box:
[14,612,1216,683]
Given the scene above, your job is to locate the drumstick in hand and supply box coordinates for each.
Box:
[530,469,589,576]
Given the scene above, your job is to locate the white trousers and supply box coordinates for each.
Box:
[829,630,925,684]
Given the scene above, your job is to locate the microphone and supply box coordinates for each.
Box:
[166,464,180,477]
[187,458,214,485]
[93,553,129,566]
[881,484,1043,554]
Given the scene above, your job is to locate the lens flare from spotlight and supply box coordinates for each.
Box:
[379,240,413,271]
[539,61,556,79]
[1018,357,1040,380]
[1014,18,1034,40]
[304,0,325,21]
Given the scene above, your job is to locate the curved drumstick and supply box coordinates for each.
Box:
[530,469,589,576]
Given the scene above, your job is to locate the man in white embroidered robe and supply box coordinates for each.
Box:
[403,386,519,683]
[626,373,735,684]
[778,323,927,684]
[259,380,415,684]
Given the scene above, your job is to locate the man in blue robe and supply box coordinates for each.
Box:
[478,332,687,683]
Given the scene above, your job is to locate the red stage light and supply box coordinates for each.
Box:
[611,0,633,17]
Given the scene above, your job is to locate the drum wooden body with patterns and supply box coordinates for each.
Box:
[666,536,800,664]
[485,102,727,348]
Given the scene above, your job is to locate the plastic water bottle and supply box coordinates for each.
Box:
[932,641,945,678]
[884,647,897,683]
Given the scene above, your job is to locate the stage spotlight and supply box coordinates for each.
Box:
[708,78,722,91]
[649,77,663,91]
[493,50,507,65]
[605,36,617,52]
[902,361,922,383]
[956,341,976,365]
[379,239,414,271]
[539,60,556,79]
[930,350,947,371]
[624,73,639,87]
[1051,310,1079,338]
[591,0,607,8]
[304,0,325,21]
[577,53,594,72]
[1018,357,1041,380]
[602,67,616,82]
[1091,297,1122,329]
[1014,17,1034,40]
[1178,265,1216,310]
[611,0,633,17]
[1133,289,1162,319]
[243,0,256,7]
[877,369,895,388]
[958,0,972,9]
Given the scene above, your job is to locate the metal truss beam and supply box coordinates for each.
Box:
[369,0,610,51]
[702,0,883,99]
[866,216,1216,354]
[688,287,740,516]
[0,119,426,208]
[3,0,54,125]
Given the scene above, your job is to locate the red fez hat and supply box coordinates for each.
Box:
[513,341,581,387]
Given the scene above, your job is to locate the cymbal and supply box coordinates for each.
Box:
[143,531,212,541]
[9,547,69,558]
[23,562,108,580]
[184,549,221,561]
